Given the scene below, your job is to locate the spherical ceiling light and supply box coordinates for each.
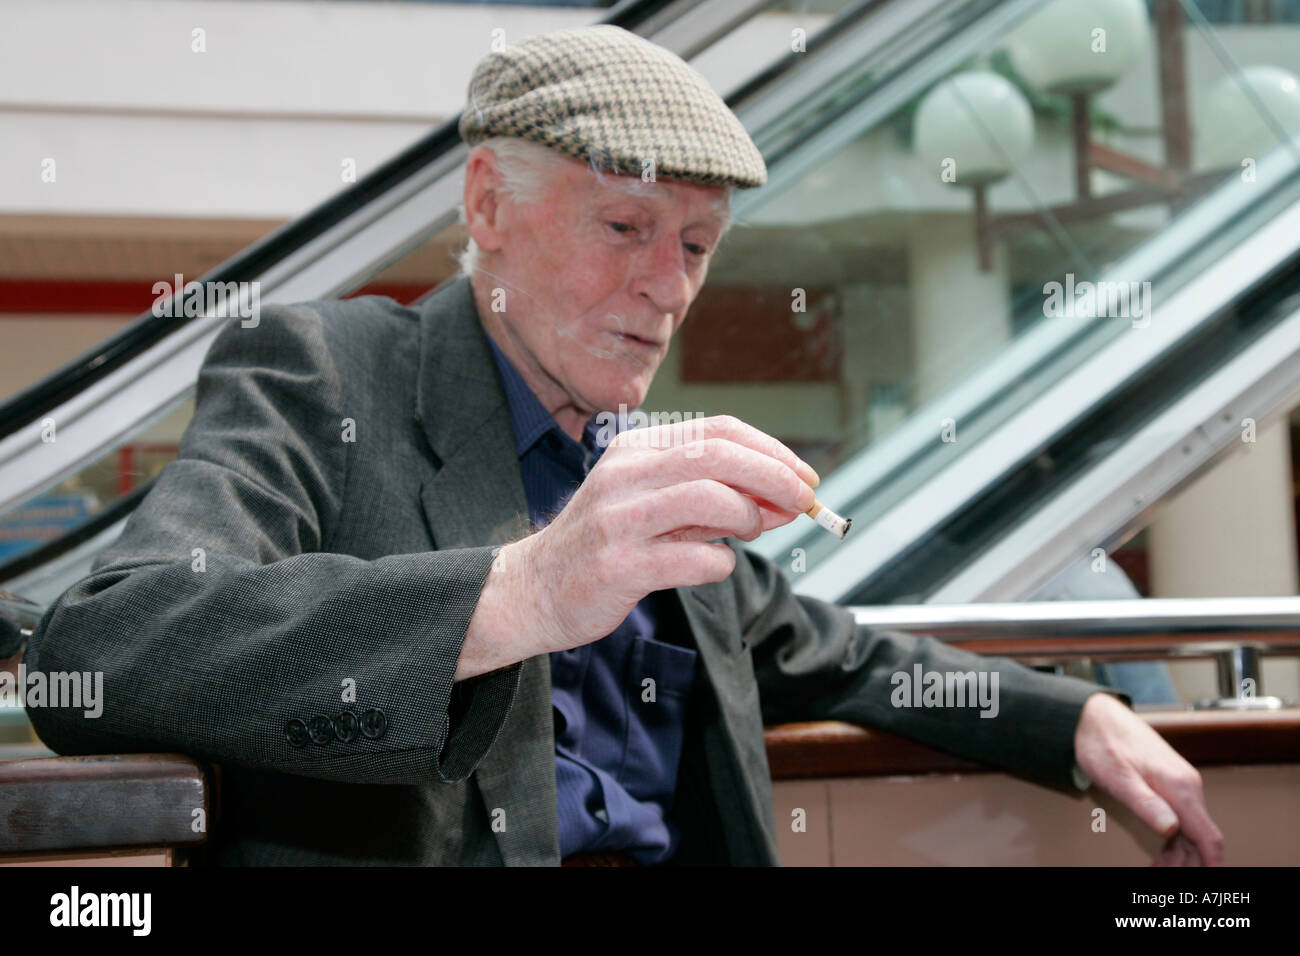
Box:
[1199,65,1300,168]
[913,71,1035,186]
[1004,0,1151,95]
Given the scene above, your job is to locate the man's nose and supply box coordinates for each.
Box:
[633,232,693,314]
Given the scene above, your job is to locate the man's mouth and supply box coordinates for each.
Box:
[610,331,663,350]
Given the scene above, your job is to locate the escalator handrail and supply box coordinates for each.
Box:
[848,597,1300,637]
[0,0,686,443]
[0,0,951,561]
[0,480,151,586]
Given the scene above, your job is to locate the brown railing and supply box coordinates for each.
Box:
[3,708,1296,858]
[765,710,1300,780]
[3,625,1299,860]
[0,753,212,862]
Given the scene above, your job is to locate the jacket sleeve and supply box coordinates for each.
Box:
[24,303,521,785]
[735,544,1122,788]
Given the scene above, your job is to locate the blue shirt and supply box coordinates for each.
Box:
[485,335,698,864]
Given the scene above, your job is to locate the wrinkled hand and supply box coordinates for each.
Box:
[1073,692,1225,866]
[524,414,819,653]
[459,415,819,678]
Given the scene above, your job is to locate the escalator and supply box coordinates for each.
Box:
[0,0,860,603]
[2,0,1300,863]
[4,0,1299,612]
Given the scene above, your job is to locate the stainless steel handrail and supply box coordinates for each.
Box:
[847,597,1300,636]
[849,597,1300,709]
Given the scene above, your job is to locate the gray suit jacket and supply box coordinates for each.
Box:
[26,275,1106,865]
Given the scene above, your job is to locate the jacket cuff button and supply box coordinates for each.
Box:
[285,718,310,748]
[308,714,335,745]
[333,711,359,743]
[360,708,388,740]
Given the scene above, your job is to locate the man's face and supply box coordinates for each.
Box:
[477,151,729,416]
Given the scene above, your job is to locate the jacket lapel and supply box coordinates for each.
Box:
[675,580,781,864]
[410,275,762,865]
[415,274,531,550]
[413,275,558,865]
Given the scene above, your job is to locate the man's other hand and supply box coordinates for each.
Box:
[1073,692,1225,866]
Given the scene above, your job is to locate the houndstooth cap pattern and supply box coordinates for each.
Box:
[458,24,767,189]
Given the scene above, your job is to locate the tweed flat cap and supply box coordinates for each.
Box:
[458,24,766,189]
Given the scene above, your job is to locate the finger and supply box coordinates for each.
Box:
[646,539,736,588]
[1153,774,1225,866]
[647,480,805,539]
[618,480,768,542]
[1169,833,1203,868]
[655,504,804,538]
[654,498,796,537]
[621,438,816,517]
[657,525,757,543]
[1174,810,1222,866]
[1104,767,1181,840]
[1166,834,1187,867]
[1153,836,1177,867]
[616,414,820,488]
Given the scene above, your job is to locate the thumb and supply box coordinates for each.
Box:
[1110,768,1180,838]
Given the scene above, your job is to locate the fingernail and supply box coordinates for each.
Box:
[1156,811,1178,834]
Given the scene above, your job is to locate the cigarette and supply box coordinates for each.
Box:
[804,498,852,539]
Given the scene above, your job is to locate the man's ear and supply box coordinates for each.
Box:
[464,146,508,255]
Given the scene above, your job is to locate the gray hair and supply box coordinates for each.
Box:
[457,137,578,279]
[456,136,733,279]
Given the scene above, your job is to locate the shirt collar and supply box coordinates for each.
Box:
[485,333,606,461]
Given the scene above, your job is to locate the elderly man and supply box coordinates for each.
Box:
[26,25,1221,866]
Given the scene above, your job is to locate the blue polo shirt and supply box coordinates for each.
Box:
[485,335,698,865]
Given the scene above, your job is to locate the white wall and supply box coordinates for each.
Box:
[0,0,598,217]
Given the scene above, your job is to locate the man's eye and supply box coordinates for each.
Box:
[684,242,708,257]
[608,221,635,234]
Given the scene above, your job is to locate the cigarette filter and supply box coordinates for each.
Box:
[805,499,852,540]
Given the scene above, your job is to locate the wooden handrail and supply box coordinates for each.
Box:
[3,629,1298,857]
[1,712,1294,855]
[0,753,211,854]
[762,709,1300,780]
